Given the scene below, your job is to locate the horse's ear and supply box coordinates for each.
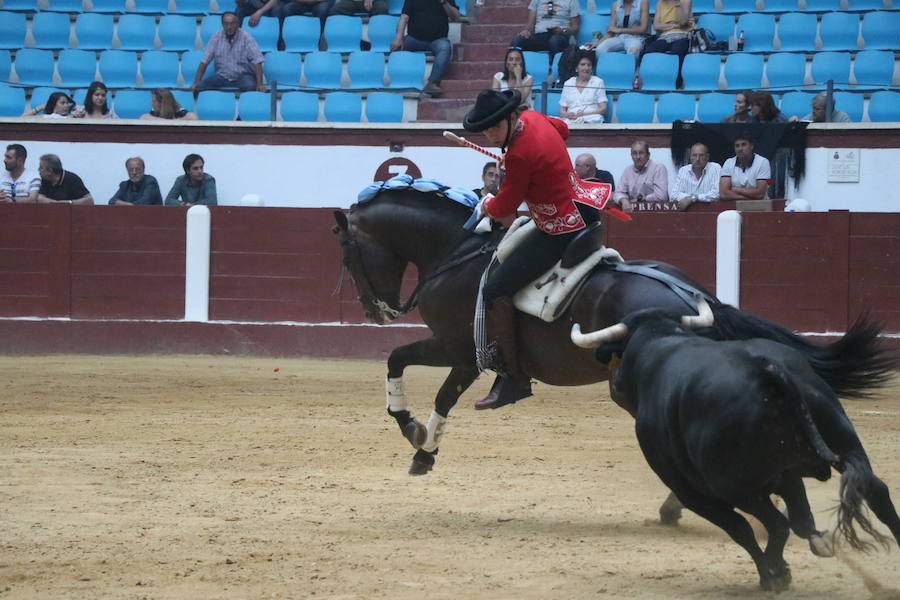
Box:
[333,210,349,233]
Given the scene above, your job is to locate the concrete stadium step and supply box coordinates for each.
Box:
[454,42,511,62]
[415,97,473,122]
[460,23,523,43]
[447,60,505,80]
[468,5,530,23]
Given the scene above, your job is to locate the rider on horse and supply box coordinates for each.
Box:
[463,88,603,410]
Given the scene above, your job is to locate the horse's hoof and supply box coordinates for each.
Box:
[409,459,433,476]
[760,566,792,593]
[402,418,427,449]
[809,531,835,558]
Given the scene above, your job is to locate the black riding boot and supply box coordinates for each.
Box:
[474,297,533,410]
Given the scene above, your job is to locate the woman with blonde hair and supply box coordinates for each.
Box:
[140,89,197,121]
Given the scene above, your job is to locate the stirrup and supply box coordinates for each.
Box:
[474,375,532,410]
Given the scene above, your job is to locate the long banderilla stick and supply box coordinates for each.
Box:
[443,131,502,162]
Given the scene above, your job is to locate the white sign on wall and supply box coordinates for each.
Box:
[827,149,860,183]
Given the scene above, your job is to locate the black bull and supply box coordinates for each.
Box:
[332,189,895,481]
[588,305,900,592]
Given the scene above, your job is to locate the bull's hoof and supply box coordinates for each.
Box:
[658,510,682,526]
[408,448,436,476]
[809,531,835,558]
[760,566,792,593]
[402,418,427,449]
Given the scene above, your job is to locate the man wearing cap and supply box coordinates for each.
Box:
[462,87,610,410]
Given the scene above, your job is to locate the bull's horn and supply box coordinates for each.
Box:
[681,298,714,328]
[571,322,629,348]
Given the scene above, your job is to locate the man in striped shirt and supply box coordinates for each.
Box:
[1,144,40,203]
[671,142,720,211]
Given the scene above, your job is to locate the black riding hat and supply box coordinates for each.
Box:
[463,88,522,133]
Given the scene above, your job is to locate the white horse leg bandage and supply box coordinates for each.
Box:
[421,410,447,453]
[385,377,408,412]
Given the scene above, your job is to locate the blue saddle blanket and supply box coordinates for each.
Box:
[357,175,480,209]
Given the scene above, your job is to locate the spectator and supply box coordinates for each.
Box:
[109,157,163,206]
[719,133,770,201]
[748,91,788,123]
[236,0,283,27]
[191,12,266,93]
[559,49,607,124]
[165,154,218,206]
[0,143,40,204]
[72,82,118,119]
[794,91,851,123]
[509,0,580,57]
[22,91,75,118]
[671,142,720,210]
[574,152,615,189]
[390,0,461,97]
[613,140,668,212]
[640,0,693,88]
[330,0,386,17]
[283,0,335,29]
[472,161,500,199]
[141,89,199,121]
[492,47,534,105]
[37,154,93,205]
[584,0,649,56]
[720,90,750,123]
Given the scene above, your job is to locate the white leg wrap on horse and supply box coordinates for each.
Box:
[421,410,447,453]
[385,377,408,412]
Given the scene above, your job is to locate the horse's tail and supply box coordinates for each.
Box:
[709,304,897,400]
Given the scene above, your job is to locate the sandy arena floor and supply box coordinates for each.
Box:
[1,355,899,600]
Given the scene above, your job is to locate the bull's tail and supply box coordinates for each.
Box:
[835,452,896,552]
[711,304,897,400]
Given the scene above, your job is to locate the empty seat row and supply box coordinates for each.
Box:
[592,0,894,15]
[1,0,237,14]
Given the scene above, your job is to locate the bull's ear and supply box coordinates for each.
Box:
[333,211,349,234]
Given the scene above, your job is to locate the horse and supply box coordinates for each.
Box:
[332,188,895,492]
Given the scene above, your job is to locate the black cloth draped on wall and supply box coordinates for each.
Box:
[670,121,808,199]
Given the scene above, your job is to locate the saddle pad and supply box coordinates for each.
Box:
[357,175,480,209]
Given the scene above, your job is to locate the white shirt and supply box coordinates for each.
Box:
[671,162,721,202]
[721,154,770,199]
[560,75,607,123]
[1,169,40,202]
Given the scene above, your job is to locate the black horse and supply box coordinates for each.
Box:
[333,189,894,488]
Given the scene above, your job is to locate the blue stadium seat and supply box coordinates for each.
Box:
[282,15,320,52]
[58,49,97,88]
[833,91,863,122]
[387,0,402,15]
[680,53,720,91]
[181,49,208,84]
[75,13,115,49]
[696,13,735,43]
[614,91,654,123]
[263,51,302,87]
[72,87,87,104]
[810,51,851,89]
[365,91,403,122]
[761,0,796,11]
[112,88,151,117]
[366,15,399,52]
[819,12,860,50]
[692,0,716,13]
[14,49,55,87]
[347,51,385,89]
[324,91,362,121]
[92,0,127,11]
[159,15,198,50]
[201,14,221,44]
[32,12,72,49]
[238,90,272,120]
[0,49,9,81]
[0,12,27,50]
[577,13,607,45]
[867,90,900,122]
[656,92,696,122]
[323,15,363,53]
[852,50,893,89]
[171,0,210,13]
[723,52,764,89]
[861,11,900,50]
[172,88,194,110]
[532,89,561,117]
[243,16,279,52]
[140,49,180,88]
[46,0,84,11]
[696,92,734,122]
[214,0,236,12]
[719,0,755,13]
[779,90,813,119]
[735,13,775,52]
[846,0,885,10]
[0,85,25,116]
[523,51,551,83]
[117,14,157,51]
[196,89,236,119]
[387,50,425,90]
[776,12,816,51]
[132,0,170,13]
[596,51,635,92]
[765,52,806,90]
[280,91,319,121]
[803,0,839,10]
[29,86,66,110]
[303,51,342,89]
[639,53,678,90]
[0,0,38,10]
[99,49,139,87]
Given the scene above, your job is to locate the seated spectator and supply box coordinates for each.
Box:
[37,154,93,205]
[141,89,198,121]
[720,90,750,123]
[748,91,788,124]
[165,154,218,206]
[640,0,693,88]
[330,0,386,17]
[559,49,607,124]
[584,0,649,56]
[792,91,851,123]
[719,133,770,201]
[509,0,580,57]
[671,142,720,210]
[72,82,118,119]
[22,92,75,118]
[391,0,461,97]
[0,143,40,204]
[236,0,283,27]
[613,140,668,212]
[109,157,163,206]
[472,161,500,199]
[574,152,615,189]
[191,12,267,93]
[492,47,534,105]
[283,0,335,29]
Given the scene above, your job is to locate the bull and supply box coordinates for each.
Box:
[571,300,900,592]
